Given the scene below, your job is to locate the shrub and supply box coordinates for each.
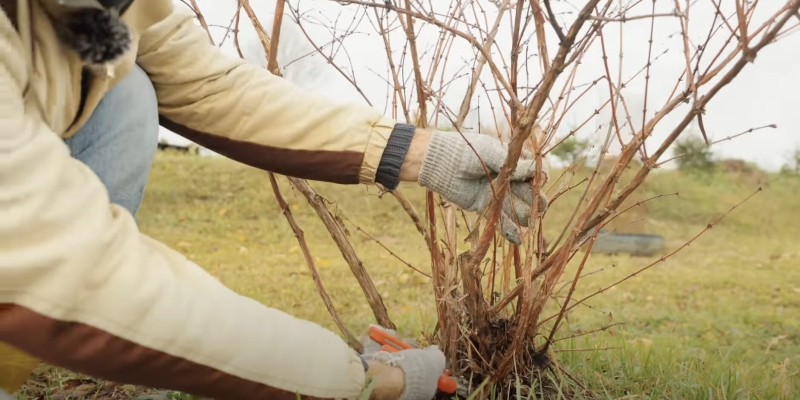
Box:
[781,148,800,176]
[674,135,716,173]
[551,136,591,167]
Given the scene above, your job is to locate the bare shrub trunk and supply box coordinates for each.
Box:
[188,0,798,396]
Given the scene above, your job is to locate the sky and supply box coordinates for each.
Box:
[163,0,800,171]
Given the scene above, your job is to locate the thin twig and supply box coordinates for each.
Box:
[548,177,588,204]
[335,0,523,109]
[188,0,215,45]
[553,323,625,343]
[554,347,621,353]
[710,124,777,145]
[341,215,432,279]
[589,11,682,22]
[253,2,395,329]
[543,187,763,325]
[287,5,374,106]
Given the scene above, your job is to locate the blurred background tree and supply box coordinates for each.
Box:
[781,148,800,176]
[551,136,591,168]
[674,134,716,173]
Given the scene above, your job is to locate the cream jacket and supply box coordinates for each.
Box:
[0,0,397,398]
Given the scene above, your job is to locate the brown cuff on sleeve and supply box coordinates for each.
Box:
[0,304,331,400]
[160,117,363,184]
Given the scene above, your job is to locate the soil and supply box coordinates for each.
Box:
[15,368,191,400]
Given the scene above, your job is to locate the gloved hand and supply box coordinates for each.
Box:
[360,326,445,400]
[418,130,548,245]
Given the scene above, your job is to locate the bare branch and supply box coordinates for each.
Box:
[187,0,215,45]
[543,0,566,42]
[542,187,762,325]
[334,0,523,109]
[340,215,432,278]
[268,174,361,351]
[710,124,777,145]
[267,0,286,75]
[589,11,682,22]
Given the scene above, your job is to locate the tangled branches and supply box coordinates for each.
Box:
[188,0,799,396]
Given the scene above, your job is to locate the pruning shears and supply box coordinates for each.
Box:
[367,326,467,396]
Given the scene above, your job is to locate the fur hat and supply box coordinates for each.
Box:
[52,0,133,67]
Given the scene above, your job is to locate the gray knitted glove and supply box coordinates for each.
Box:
[361,326,445,400]
[419,131,548,244]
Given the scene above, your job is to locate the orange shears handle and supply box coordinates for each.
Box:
[368,326,413,351]
[437,369,458,394]
[367,326,458,394]
[380,344,401,353]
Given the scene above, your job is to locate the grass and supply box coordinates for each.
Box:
[16,152,800,399]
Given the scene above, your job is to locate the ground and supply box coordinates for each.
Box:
[14,152,800,399]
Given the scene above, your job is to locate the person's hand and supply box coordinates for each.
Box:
[360,326,445,400]
[408,130,548,245]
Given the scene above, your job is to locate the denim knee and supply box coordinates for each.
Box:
[66,65,160,216]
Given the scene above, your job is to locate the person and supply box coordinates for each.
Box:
[0,0,544,399]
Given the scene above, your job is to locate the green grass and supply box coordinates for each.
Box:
[20,152,800,399]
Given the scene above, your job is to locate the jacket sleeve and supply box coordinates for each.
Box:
[130,0,395,185]
[0,14,365,400]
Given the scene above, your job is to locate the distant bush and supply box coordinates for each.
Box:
[551,136,591,167]
[719,159,768,186]
[673,135,715,173]
[780,148,800,176]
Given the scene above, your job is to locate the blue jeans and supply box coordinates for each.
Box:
[65,65,159,216]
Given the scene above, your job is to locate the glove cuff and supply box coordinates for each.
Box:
[418,131,461,193]
[376,124,416,190]
[370,347,445,400]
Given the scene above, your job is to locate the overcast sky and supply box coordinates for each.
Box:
[173,0,800,171]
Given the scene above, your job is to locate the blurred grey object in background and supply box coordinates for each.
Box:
[591,232,665,257]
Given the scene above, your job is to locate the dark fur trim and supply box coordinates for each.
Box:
[98,0,133,8]
[54,8,131,65]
